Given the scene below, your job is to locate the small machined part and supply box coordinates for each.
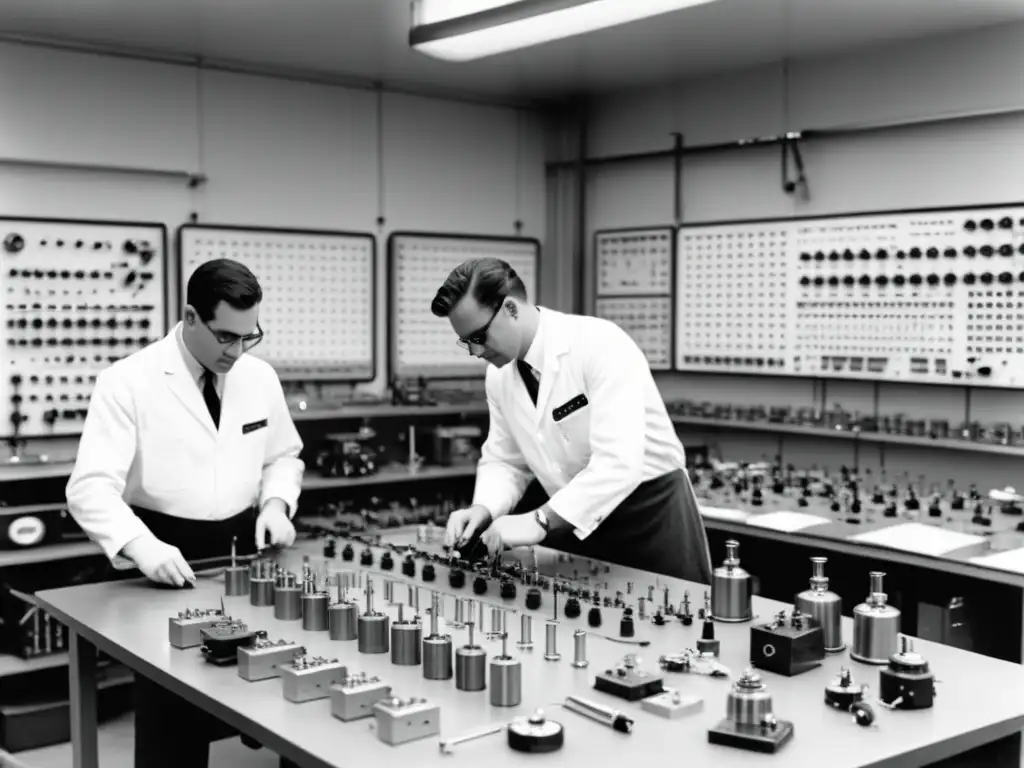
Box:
[330,673,392,722]
[373,696,441,746]
[237,639,305,682]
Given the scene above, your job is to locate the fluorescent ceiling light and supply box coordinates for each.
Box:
[410,0,719,62]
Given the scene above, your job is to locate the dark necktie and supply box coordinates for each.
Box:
[517,359,539,406]
[201,368,221,428]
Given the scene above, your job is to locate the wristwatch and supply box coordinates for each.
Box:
[533,508,550,532]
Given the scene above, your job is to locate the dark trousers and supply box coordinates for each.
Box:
[129,507,289,768]
[519,469,714,585]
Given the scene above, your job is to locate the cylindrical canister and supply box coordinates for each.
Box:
[489,656,522,707]
[224,566,250,597]
[711,540,753,622]
[851,571,900,665]
[544,621,560,661]
[328,602,358,641]
[274,585,302,621]
[391,622,423,666]
[571,630,588,669]
[455,646,487,691]
[726,670,775,726]
[517,614,533,650]
[250,578,275,607]
[357,614,390,654]
[301,593,329,632]
[794,557,845,653]
[423,635,453,680]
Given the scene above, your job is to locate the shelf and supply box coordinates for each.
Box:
[0,540,102,569]
[301,464,476,491]
[671,415,1024,457]
[292,402,487,422]
[0,651,69,679]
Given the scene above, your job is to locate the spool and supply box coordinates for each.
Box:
[328,602,358,641]
[357,614,390,654]
[507,711,564,753]
[391,622,423,666]
[224,567,249,597]
[423,635,454,680]
[489,656,522,707]
[274,586,302,621]
[301,594,329,632]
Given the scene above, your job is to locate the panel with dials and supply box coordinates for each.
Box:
[178,225,376,382]
[1,218,168,439]
[675,206,1024,387]
[389,233,539,380]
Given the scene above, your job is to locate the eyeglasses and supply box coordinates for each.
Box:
[456,300,503,350]
[201,317,264,352]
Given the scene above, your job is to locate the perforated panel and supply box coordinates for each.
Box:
[0,217,168,438]
[389,233,539,379]
[178,225,375,382]
[594,297,673,371]
[675,204,1024,387]
[595,228,674,296]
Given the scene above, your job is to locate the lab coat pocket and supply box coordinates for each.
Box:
[554,407,591,455]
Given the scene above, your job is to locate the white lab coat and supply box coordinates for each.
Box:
[66,323,304,564]
[472,308,686,541]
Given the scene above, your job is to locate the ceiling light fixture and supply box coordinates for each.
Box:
[410,0,719,62]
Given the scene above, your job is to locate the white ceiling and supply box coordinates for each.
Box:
[1,0,1023,104]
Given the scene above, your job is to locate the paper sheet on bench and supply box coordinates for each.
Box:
[745,511,831,533]
[848,522,986,556]
[969,547,1024,575]
[700,506,751,523]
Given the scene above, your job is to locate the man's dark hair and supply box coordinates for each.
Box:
[430,258,527,318]
[185,258,263,322]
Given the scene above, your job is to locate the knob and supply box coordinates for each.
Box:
[3,233,24,253]
[964,246,977,257]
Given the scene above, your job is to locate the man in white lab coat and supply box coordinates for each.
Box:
[432,258,712,584]
[66,258,304,768]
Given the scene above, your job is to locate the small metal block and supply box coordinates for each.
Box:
[641,690,704,719]
[168,610,224,649]
[280,657,348,703]
[330,675,392,722]
[372,697,441,746]
[237,640,305,682]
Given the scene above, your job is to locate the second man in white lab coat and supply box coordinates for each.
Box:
[432,257,712,583]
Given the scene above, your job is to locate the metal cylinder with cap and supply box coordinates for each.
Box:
[517,613,533,651]
[711,540,753,622]
[328,573,359,642]
[571,630,588,668]
[249,559,275,606]
[851,571,900,664]
[726,668,776,726]
[455,607,486,692]
[224,537,250,596]
[423,592,453,680]
[301,573,329,632]
[489,627,521,707]
[274,571,302,621]
[391,604,422,666]
[358,576,390,655]
[544,621,560,661]
[795,556,844,653]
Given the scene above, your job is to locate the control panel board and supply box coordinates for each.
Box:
[675,204,1024,387]
[1,217,168,439]
[178,225,376,382]
[594,228,674,371]
[389,233,539,379]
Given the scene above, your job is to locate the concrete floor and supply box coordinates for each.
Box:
[14,711,280,768]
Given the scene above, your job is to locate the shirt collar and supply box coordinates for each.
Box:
[522,308,546,376]
[175,322,208,385]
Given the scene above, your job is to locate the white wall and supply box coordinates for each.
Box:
[0,41,550,459]
[580,21,1024,491]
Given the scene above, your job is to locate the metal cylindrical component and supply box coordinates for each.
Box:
[490,656,522,707]
[451,598,465,628]
[795,556,845,653]
[301,593,329,631]
[357,614,390,654]
[571,630,588,668]
[328,602,358,641]
[224,567,250,597]
[391,621,423,665]
[455,645,487,691]
[423,635,454,680]
[490,607,503,636]
[726,669,775,726]
[250,578,274,607]
[517,614,533,650]
[851,571,901,664]
[274,586,302,621]
[544,622,560,661]
[636,597,646,621]
[711,539,753,622]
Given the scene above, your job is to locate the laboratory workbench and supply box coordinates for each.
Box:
[35,535,1024,768]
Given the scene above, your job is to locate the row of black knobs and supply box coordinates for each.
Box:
[800,271,1023,287]
[801,243,1021,262]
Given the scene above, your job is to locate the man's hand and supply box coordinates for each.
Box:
[480,514,546,558]
[256,499,296,550]
[443,504,492,550]
[122,534,195,587]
